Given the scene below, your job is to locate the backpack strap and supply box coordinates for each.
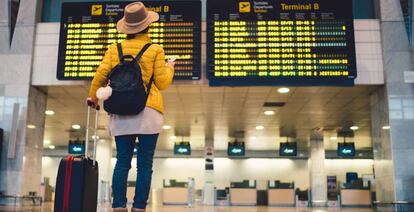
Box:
[135,43,154,95]
[116,43,124,63]
[146,74,155,95]
[135,43,152,61]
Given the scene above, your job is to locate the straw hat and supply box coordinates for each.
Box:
[117,2,159,34]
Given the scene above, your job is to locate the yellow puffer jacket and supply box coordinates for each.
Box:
[89,34,174,113]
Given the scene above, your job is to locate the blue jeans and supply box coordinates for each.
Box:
[112,134,159,209]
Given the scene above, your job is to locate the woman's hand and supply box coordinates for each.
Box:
[86,97,99,109]
[165,61,175,68]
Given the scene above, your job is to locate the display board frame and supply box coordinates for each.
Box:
[57,0,202,81]
[207,0,357,86]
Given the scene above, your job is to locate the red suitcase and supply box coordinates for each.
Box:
[54,103,100,212]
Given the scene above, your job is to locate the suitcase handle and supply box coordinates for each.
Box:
[85,100,100,166]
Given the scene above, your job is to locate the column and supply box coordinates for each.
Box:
[96,139,113,203]
[309,130,327,207]
[0,0,46,203]
[372,0,414,205]
[203,138,215,205]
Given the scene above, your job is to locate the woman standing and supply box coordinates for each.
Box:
[88,2,174,211]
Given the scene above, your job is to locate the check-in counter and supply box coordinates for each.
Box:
[229,180,257,206]
[340,180,371,207]
[162,179,189,205]
[267,181,295,206]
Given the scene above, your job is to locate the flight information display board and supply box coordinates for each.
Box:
[207,0,356,86]
[57,1,201,80]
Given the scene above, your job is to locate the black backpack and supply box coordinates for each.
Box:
[103,43,153,115]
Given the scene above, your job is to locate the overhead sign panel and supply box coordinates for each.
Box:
[57,1,201,80]
[207,0,356,86]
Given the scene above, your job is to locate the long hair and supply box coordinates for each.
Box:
[126,27,150,39]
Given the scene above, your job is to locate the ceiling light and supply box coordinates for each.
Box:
[27,125,36,129]
[256,125,264,130]
[162,125,171,130]
[45,110,55,116]
[278,87,290,94]
[92,135,100,140]
[44,140,51,145]
[350,126,359,131]
[72,124,81,130]
[330,137,338,141]
[382,126,391,130]
[264,110,275,116]
[250,136,257,140]
[48,145,55,150]
[169,136,177,140]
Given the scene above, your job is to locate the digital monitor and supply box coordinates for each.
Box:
[227,142,245,156]
[279,142,297,156]
[337,142,355,157]
[174,142,191,155]
[68,143,85,154]
[207,0,356,86]
[58,1,202,80]
[346,172,358,183]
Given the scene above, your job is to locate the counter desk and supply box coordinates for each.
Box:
[340,181,372,207]
[229,180,257,206]
[340,189,371,207]
[162,180,189,205]
[267,181,295,206]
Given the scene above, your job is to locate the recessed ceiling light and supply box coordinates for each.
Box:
[48,145,56,150]
[330,137,338,141]
[162,125,171,130]
[72,124,81,130]
[27,125,36,129]
[264,110,275,116]
[278,87,290,94]
[92,135,100,140]
[45,110,55,116]
[382,126,391,130]
[169,136,177,140]
[44,140,51,145]
[350,126,359,131]
[256,125,264,130]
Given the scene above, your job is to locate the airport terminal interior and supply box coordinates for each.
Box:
[1,0,414,211]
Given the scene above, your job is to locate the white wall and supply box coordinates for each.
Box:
[42,156,62,187]
[42,157,374,191]
[32,20,384,86]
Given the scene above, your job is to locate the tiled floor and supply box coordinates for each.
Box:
[0,203,381,212]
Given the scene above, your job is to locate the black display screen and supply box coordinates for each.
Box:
[337,142,355,157]
[207,0,356,86]
[228,142,245,156]
[174,142,191,155]
[279,142,297,156]
[68,143,85,154]
[57,1,201,80]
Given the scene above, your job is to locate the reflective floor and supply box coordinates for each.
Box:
[0,203,385,212]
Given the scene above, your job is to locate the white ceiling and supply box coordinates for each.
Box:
[42,84,379,151]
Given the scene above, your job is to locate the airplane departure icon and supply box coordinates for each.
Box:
[239,2,251,13]
[91,5,103,16]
